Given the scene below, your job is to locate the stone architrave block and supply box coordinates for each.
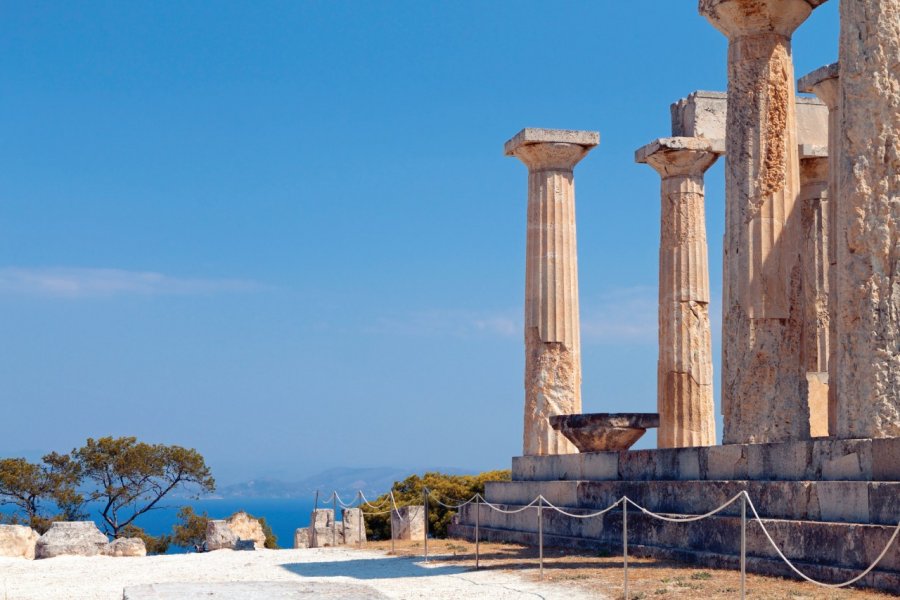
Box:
[0,525,40,560]
[309,509,344,547]
[205,520,238,551]
[670,91,827,149]
[35,521,109,559]
[102,537,147,557]
[391,506,425,541]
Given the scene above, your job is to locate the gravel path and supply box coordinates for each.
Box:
[0,548,608,600]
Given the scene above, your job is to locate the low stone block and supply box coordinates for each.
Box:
[391,506,425,541]
[293,528,310,549]
[205,520,238,551]
[226,511,266,549]
[341,508,367,545]
[0,524,40,560]
[35,521,109,559]
[102,537,147,557]
[816,482,870,523]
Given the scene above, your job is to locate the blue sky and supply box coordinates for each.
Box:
[0,1,839,484]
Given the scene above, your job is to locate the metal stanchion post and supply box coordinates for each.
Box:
[538,496,544,580]
[314,490,319,511]
[741,492,747,600]
[332,493,337,547]
[475,495,480,570]
[358,505,363,549]
[390,502,395,555]
[623,499,629,600]
[423,487,429,562]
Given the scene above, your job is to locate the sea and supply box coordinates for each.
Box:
[2,498,318,553]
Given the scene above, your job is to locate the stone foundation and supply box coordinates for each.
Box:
[449,440,900,592]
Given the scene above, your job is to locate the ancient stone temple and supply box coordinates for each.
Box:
[505,128,599,456]
[450,3,900,592]
[636,137,719,448]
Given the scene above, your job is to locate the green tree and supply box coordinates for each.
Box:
[0,453,85,533]
[73,437,215,538]
[361,470,511,539]
[171,505,209,550]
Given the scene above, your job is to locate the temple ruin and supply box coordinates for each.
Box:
[451,0,900,591]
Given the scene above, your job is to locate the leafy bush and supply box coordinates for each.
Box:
[361,470,511,539]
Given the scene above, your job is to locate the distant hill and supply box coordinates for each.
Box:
[214,466,472,499]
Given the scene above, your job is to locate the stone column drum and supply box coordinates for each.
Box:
[833,0,900,439]
[505,128,599,456]
[798,143,830,438]
[799,63,839,435]
[636,137,720,448]
[700,0,825,444]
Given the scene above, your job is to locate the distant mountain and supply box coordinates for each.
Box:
[215,466,473,499]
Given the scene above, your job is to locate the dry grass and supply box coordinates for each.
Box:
[361,539,896,599]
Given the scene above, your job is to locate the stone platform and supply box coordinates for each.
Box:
[123,582,388,600]
[449,439,900,593]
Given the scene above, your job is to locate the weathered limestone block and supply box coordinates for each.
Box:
[205,519,238,551]
[391,505,425,541]
[799,62,840,435]
[505,128,599,456]
[226,511,266,549]
[636,137,719,448]
[341,508,367,545]
[102,537,147,557]
[671,91,827,149]
[293,527,310,549]
[700,0,822,444]
[798,144,830,437]
[35,521,109,558]
[832,0,900,439]
[0,524,40,560]
[309,509,344,547]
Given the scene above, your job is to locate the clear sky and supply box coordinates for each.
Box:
[0,1,839,484]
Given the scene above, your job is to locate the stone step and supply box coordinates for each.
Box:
[512,438,900,483]
[449,502,900,593]
[483,480,900,526]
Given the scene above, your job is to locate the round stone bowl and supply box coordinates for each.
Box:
[549,413,660,452]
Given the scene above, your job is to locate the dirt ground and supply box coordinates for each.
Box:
[364,539,898,600]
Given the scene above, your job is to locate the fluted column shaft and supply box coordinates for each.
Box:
[833,0,900,439]
[637,138,719,448]
[700,0,817,444]
[506,128,598,456]
[799,63,840,435]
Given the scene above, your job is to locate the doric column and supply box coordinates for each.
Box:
[798,144,830,437]
[798,63,839,435]
[636,137,720,448]
[699,0,823,444]
[505,128,599,456]
[833,0,900,439]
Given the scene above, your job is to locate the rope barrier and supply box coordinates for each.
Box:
[744,493,900,589]
[312,485,898,594]
[624,492,744,523]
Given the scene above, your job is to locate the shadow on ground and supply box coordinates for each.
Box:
[279,557,468,580]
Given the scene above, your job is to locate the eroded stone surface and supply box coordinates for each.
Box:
[102,537,147,557]
[293,528,310,549]
[637,137,718,448]
[0,524,39,560]
[226,512,266,550]
[507,128,598,455]
[206,520,238,551]
[391,505,425,541]
[832,0,900,439]
[700,0,819,444]
[549,413,659,452]
[35,521,109,559]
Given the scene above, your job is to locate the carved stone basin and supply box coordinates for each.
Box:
[549,413,660,452]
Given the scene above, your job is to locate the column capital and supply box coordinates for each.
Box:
[699,0,820,38]
[799,62,840,109]
[635,137,722,178]
[505,128,599,171]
